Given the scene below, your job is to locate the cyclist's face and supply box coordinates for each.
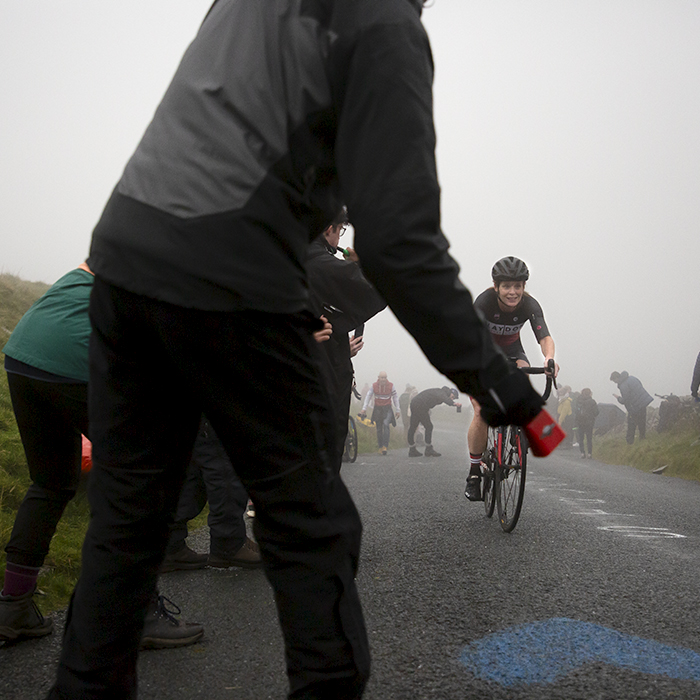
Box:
[495,281,525,309]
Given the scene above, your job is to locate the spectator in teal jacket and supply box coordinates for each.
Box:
[0,264,201,649]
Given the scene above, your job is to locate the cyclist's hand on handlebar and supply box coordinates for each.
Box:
[448,359,544,428]
[544,357,559,378]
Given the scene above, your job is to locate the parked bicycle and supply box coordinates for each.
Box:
[344,415,358,463]
[343,382,362,463]
[482,359,557,532]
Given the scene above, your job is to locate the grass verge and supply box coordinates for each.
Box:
[593,420,700,481]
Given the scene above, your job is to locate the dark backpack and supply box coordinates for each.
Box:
[577,397,599,423]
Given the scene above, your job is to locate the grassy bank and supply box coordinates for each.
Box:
[594,421,700,481]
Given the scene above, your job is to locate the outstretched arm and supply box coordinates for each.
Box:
[539,336,558,377]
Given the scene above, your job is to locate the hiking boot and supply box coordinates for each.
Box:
[464,475,483,502]
[424,445,441,457]
[140,594,204,650]
[408,445,422,457]
[208,538,262,570]
[0,589,53,642]
[159,543,208,574]
[378,447,388,456]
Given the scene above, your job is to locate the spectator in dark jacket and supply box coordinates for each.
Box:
[574,388,599,459]
[307,209,386,471]
[610,371,653,444]
[407,386,461,457]
[47,3,548,697]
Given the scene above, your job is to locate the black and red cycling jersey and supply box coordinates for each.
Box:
[473,288,550,362]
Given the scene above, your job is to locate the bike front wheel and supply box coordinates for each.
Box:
[344,415,358,463]
[495,424,527,532]
[483,427,498,518]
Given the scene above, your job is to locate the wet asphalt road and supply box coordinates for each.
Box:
[3,420,700,699]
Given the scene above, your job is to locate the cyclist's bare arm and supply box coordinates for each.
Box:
[539,336,558,377]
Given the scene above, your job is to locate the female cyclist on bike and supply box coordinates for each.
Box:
[464,256,558,501]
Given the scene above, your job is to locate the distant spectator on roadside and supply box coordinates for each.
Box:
[360,371,400,455]
[407,386,461,458]
[610,371,653,444]
[574,388,599,459]
[399,384,417,437]
[556,385,574,449]
[691,351,700,401]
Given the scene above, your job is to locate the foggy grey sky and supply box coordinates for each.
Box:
[2,1,699,406]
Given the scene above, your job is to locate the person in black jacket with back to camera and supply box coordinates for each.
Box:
[48,3,547,698]
[307,206,386,471]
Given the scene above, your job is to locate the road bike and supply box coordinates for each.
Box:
[343,382,362,463]
[482,360,556,532]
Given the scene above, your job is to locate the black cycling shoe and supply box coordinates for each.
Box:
[464,475,483,502]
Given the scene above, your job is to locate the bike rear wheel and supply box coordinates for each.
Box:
[483,427,498,518]
[344,415,358,463]
[495,424,527,532]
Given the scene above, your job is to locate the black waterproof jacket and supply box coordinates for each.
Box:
[87,0,542,424]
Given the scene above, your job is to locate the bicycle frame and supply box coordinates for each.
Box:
[483,360,556,532]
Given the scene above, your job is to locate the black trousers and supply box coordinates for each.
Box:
[166,416,249,556]
[5,374,88,567]
[49,278,369,700]
[627,407,647,444]
[578,422,594,456]
[371,405,393,449]
[407,408,433,446]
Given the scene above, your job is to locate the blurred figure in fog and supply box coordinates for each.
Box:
[557,385,574,449]
[407,386,461,458]
[610,371,653,444]
[360,372,400,455]
[574,388,599,459]
[399,384,417,437]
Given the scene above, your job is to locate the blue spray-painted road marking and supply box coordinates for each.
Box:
[460,617,700,687]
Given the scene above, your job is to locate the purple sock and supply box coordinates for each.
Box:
[2,562,40,598]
